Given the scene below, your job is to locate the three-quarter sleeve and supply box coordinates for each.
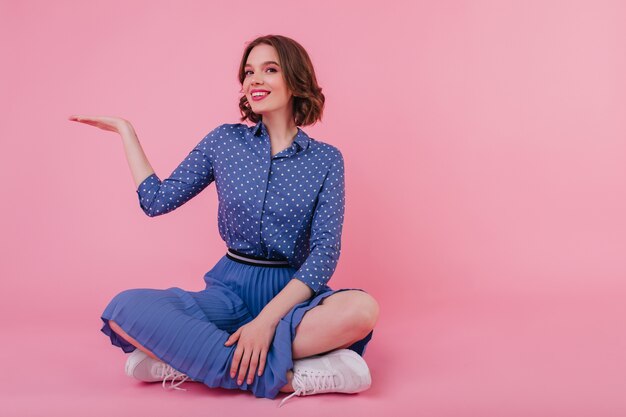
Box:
[136,128,218,217]
[293,150,346,296]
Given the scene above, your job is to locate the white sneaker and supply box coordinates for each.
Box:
[124,349,191,391]
[278,348,372,407]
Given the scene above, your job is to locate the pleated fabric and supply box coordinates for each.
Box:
[100,254,374,400]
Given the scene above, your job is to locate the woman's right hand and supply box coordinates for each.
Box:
[69,114,155,190]
[68,115,132,134]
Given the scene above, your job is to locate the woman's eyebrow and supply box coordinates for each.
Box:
[245,61,280,68]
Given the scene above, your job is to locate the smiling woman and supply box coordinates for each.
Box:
[237,36,325,129]
[71,34,378,408]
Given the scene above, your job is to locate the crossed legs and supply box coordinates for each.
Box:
[109,290,380,393]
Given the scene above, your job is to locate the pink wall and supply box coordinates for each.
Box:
[1,0,625,415]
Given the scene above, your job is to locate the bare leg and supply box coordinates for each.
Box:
[278,290,379,393]
[291,291,377,360]
[109,320,160,360]
[279,370,295,393]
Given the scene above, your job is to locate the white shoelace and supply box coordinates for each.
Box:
[157,363,190,391]
[278,369,337,407]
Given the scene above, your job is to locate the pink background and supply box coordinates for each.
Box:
[1,0,625,415]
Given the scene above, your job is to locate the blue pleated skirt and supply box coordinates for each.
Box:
[100,252,374,400]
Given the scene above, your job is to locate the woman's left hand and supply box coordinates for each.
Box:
[224,315,278,386]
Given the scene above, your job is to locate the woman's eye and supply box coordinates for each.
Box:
[245,68,277,76]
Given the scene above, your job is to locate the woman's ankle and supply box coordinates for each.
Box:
[279,370,295,393]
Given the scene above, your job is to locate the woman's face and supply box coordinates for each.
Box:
[243,44,293,117]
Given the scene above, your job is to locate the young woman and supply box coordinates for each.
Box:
[69,34,379,407]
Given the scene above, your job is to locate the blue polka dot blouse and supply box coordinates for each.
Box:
[136,120,345,296]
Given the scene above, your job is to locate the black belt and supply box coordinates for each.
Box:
[226,248,291,267]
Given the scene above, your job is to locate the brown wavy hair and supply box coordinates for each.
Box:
[238,35,325,127]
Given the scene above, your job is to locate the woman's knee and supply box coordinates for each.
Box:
[327,291,380,333]
[350,292,380,330]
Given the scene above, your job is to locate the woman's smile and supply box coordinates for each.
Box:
[251,91,271,101]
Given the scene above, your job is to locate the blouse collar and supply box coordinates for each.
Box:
[252,120,310,152]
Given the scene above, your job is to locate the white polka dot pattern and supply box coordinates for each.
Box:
[135,120,345,296]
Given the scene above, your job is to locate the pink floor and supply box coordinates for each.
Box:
[4,292,624,417]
